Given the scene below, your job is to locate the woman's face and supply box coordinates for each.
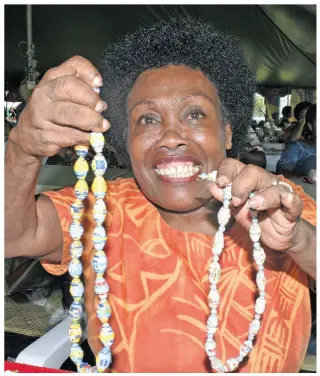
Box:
[127,65,231,213]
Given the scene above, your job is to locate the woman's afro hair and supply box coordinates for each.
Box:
[100,16,256,167]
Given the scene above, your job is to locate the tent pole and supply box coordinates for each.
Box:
[26,5,32,53]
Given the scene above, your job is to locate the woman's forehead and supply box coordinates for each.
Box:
[128,65,218,105]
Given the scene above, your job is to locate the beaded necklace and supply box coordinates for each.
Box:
[68,148,266,372]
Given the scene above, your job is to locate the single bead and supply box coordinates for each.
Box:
[97,299,112,323]
[70,199,85,220]
[255,297,266,315]
[68,257,83,278]
[99,323,115,347]
[211,357,224,373]
[251,217,259,224]
[223,199,230,207]
[90,132,105,153]
[93,225,107,251]
[256,271,267,291]
[96,347,112,372]
[70,240,83,258]
[208,288,220,309]
[74,145,89,158]
[207,171,217,182]
[239,342,252,358]
[94,276,109,299]
[91,153,108,177]
[204,339,217,356]
[255,314,261,320]
[93,199,107,225]
[69,322,82,343]
[253,247,266,266]
[217,206,231,226]
[249,319,260,335]
[260,291,266,298]
[207,313,219,331]
[69,221,84,240]
[214,231,224,248]
[208,262,221,284]
[74,157,89,180]
[225,358,240,372]
[75,179,89,200]
[212,255,219,262]
[92,176,107,199]
[249,222,262,242]
[92,250,108,274]
[70,343,84,365]
[70,277,84,301]
[198,173,208,180]
[237,355,244,362]
[69,301,83,321]
[248,334,255,341]
[78,362,93,373]
[253,242,260,249]
[218,226,226,233]
[223,184,232,200]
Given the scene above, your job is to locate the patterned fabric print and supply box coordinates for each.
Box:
[41,177,315,373]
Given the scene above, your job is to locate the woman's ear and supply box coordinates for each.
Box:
[225,123,233,150]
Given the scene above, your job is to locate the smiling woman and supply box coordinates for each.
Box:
[5,16,316,373]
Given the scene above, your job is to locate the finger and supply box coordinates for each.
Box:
[230,164,276,207]
[39,55,103,88]
[46,101,110,132]
[28,125,91,158]
[215,158,245,188]
[45,76,107,112]
[248,186,303,222]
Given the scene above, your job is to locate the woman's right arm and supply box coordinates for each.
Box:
[5,56,109,262]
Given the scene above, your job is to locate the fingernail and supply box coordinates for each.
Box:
[232,197,243,207]
[93,75,103,87]
[249,195,264,209]
[216,176,229,187]
[102,119,110,130]
[95,101,107,112]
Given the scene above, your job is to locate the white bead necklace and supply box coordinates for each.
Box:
[198,171,266,373]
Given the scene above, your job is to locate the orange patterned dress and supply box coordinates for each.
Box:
[41,177,315,373]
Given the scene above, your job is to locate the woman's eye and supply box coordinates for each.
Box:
[186,109,205,121]
[137,114,160,125]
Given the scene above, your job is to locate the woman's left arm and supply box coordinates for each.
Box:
[210,158,316,280]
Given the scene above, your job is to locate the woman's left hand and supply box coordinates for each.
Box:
[210,158,303,252]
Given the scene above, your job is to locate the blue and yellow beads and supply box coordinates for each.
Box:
[75,179,89,200]
[92,176,107,199]
[92,154,108,177]
[69,131,113,373]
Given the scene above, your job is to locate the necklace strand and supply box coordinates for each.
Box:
[68,160,266,372]
[199,172,266,372]
[69,131,114,373]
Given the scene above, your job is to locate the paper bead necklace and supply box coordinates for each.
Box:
[68,146,266,372]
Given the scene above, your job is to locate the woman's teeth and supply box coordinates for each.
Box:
[154,165,201,178]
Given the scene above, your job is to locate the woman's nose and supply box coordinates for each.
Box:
[155,127,190,151]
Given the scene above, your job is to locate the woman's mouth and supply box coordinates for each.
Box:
[153,161,201,182]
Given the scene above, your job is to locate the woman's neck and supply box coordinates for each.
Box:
[157,198,225,237]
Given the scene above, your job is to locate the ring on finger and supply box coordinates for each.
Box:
[271,180,293,193]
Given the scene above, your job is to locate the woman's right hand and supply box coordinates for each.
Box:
[8,55,110,160]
